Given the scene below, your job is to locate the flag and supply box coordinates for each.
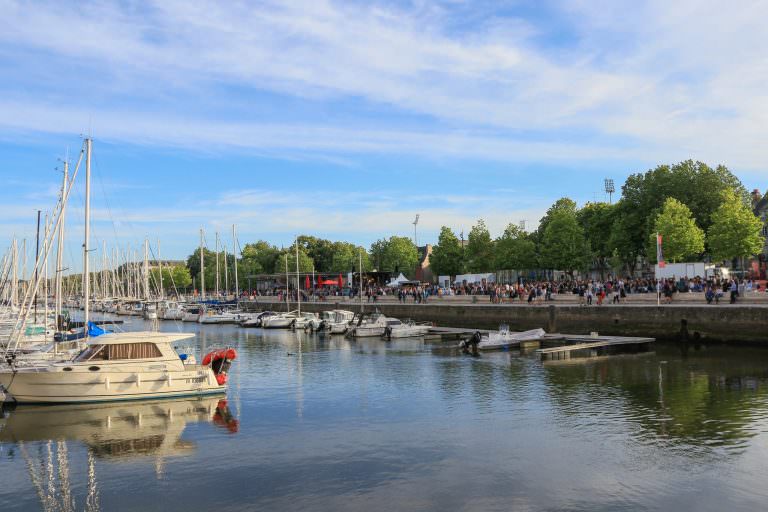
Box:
[656,233,665,268]
[305,275,310,289]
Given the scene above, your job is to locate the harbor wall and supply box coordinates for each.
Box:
[242,301,768,343]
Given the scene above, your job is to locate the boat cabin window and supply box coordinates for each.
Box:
[76,342,162,361]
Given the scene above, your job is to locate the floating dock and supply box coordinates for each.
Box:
[536,335,654,361]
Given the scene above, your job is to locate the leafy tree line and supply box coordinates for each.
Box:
[430,160,764,278]
[182,160,764,284]
[185,235,420,287]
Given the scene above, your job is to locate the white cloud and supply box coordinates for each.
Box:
[0,0,766,168]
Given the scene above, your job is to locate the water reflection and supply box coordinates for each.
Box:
[4,317,768,511]
[0,397,238,511]
[541,345,768,452]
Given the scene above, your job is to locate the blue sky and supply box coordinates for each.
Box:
[1,0,766,270]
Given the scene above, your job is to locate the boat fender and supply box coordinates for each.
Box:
[384,326,392,341]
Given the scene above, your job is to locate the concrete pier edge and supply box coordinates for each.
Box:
[241,301,768,344]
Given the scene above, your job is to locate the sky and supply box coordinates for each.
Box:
[0,0,767,271]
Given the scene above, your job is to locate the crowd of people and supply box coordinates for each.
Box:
[457,276,761,305]
[242,276,761,306]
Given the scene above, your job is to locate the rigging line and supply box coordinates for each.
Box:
[92,154,123,251]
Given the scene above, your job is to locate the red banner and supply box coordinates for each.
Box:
[656,233,665,268]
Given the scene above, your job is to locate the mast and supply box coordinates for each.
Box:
[359,249,363,313]
[55,160,67,330]
[10,238,17,309]
[143,238,150,301]
[296,237,300,315]
[232,224,239,298]
[43,214,49,332]
[215,232,220,298]
[34,209,41,322]
[224,242,229,296]
[101,240,107,300]
[157,239,164,299]
[284,253,289,312]
[21,239,26,300]
[200,228,205,300]
[83,137,92,334]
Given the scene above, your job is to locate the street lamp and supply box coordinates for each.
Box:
[413,214,420,247]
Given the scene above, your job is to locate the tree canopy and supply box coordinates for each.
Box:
[494,224,537,270]
[540,210,588,275]
[370,236,419,277]
[430,226,464,277]
[578,202,616,278]
[465,219,494,272]
[648,198,705,263]
[707,190,764,262]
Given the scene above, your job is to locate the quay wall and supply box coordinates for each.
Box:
[242,300,768,343]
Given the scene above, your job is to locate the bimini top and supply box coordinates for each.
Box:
[86,331,195,346]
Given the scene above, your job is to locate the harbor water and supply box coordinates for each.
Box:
[1,319,768,511]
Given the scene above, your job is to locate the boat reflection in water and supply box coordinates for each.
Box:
[0,396,238,511]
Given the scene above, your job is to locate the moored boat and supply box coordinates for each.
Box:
[0,331,236,404]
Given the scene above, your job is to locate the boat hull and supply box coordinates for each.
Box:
[0,366,224,404]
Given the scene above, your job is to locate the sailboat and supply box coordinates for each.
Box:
[0,138,237,404]
[261,247,300,329]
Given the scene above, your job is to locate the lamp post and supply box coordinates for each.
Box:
[413,214,420,247]
[604,178,615,204]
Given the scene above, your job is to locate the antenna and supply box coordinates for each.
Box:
[413,214,420,247]
[604,178,615,204]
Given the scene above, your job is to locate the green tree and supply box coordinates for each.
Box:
[648,198,705,263]
[465,219,495,272]
[621,160,747,260]
[150,265,193,294]
[297,235,336,272]
[275,245,315,273]
[329,242,371,272]
[578,202,617,278]
[607,212,642,275]
[186,247,222,291]
[707,190,764,262]
[240,241,279,274]
[540,211,589,276]
[535,197,578,243]
[370,236,419,276]
[494,223,537,270]
[430,226,464,277]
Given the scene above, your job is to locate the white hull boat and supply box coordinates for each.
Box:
[261,312,298,329]
[462,327,546,351]
[384,320,431,339]
[0,331,236,404]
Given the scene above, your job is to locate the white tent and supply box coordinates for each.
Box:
[386,273,411,287]
[454,273,496,285]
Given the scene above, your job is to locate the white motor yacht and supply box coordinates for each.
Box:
[383,319,432,339]
[163,302,186,320]
[348,312,391,338]
[182,306,203,322]
[0,331,236,404]
[323,310,355,334]
[293,312,319,330]
[261,311,298,329]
